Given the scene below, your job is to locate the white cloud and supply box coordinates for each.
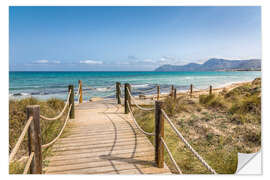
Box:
[33,60,61,64]
[80,60,103,65]
[35,60,49,64]
[159,57,167,62]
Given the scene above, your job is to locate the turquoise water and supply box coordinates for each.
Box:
[9,71,261,100]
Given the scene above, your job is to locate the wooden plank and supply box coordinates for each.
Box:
[51,142,154,156]
[46,155,155,173]
[140,167,171,174]
[52,139,152,152]
[56,135,147,144]
[67,128,138,137]
[61,129,143,139]
[56,135,148,145]
[48,151,154,167]
[53,136,148,149]
[48,146,154,161]
[68,125,137,133]
[46,162,151,174]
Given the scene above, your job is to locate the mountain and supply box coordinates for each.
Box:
[154,58,261,72]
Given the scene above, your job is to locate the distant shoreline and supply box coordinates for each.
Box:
[89,79,254,102]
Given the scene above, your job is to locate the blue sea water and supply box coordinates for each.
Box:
[9,71,261,101]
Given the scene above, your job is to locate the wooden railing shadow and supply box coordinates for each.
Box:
[102,103,145,174]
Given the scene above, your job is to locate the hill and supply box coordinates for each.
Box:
[154,58,261,72]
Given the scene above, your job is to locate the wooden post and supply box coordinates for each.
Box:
[68,85,75,119]
[155,101,164,168]
[190,84,193,97]
[157,85,160,100]
[171,85,174,97]
[27,105,42,174]
[124,83,130,114]
[127,83,131,108]
[116,82,121,104]
[174,88,177,101]
[209,85,212,95]
[79,80,83,103]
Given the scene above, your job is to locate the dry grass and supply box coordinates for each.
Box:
[133,78,261,174]
[9,97,72,174]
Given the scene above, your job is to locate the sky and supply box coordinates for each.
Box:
[9,6,261,71]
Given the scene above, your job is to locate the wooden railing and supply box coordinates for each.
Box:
[9,85,75,174]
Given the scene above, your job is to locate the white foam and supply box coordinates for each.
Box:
[96,87,109,92]
[132,84,149,88]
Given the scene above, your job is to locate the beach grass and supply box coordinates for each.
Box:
[9,97,71,174]
[133,78,261,174]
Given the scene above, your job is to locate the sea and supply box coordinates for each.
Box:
[9,71,261,101]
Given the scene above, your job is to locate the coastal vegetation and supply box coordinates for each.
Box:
[9,77,261,174]
[133,78,261,174]
[9,98,71,174]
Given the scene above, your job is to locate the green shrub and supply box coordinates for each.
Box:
[199,94,227,110]
[225,85,252,99]
[244,130,261,146]
[240,95,261,115]
[9,161,25,174]
[163,96,189,117]
[199,94,215,104]
[47,98,65,111]
[229,95,261,123]
[252,78,261,86]
[229,114,246,124]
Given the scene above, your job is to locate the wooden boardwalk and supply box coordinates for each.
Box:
[45,99,171,174]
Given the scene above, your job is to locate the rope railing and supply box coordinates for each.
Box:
[23,152,35,174]
[82,86,96,91]
[193,86,208,91]
[75,85,80,97]
[9,116,33,163]
[160,137,182,174]
[161,109,217,174]
[106,85,116,90]
[82,84,115,92]
[41,104,72,149]
[127,88,155,111]
[40,90,71,121]
[132,86,157,93]
[127,102,155,136]
[77,93,81,104]
[103,90,117,98]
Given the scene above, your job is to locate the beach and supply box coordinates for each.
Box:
[122,80,254,104]
[84,80,253,105]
